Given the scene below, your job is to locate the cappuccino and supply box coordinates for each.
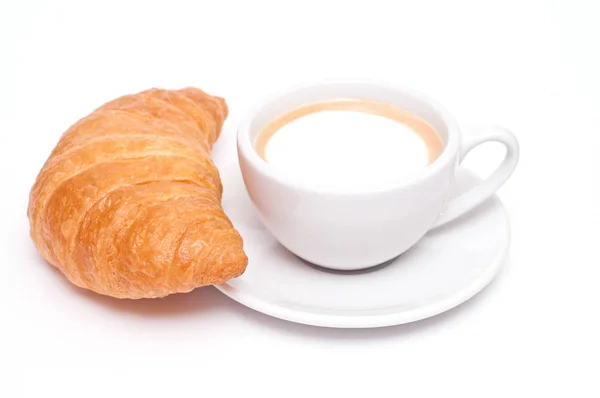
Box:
[255,100,443,192]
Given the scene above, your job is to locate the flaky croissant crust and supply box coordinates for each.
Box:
[28,88,248,299]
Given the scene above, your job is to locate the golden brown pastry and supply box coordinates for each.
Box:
[28,88,248,299]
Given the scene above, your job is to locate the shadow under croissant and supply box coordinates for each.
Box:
[43,259,232,318]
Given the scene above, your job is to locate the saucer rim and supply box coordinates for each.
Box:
[214,203,510,329]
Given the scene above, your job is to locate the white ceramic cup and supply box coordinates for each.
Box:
[237,80,519,270]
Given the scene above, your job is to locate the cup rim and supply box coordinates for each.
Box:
[237,78,460,196]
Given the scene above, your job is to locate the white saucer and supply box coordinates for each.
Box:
[213,141,510,328]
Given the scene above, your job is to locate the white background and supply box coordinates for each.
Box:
[1,0,599,396]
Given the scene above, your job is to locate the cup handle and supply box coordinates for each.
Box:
[430,125,520,229]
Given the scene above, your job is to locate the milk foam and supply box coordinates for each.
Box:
[264,110,432,191]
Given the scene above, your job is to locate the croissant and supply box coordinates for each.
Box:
[28,88,248,299]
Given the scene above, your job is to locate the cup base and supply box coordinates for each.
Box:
[295,254,400,274]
